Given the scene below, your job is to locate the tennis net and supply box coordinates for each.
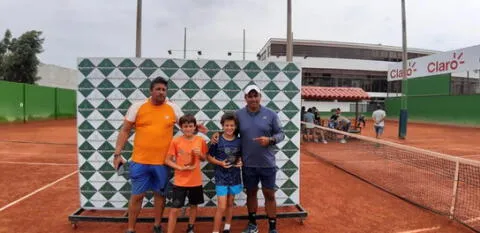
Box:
[301,123,480,232]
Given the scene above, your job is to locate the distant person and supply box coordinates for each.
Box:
[311,107,327,144]
[372,105,386,139]
[328,108,340,128]
[303,108,315,142]
[357,114,366,128]
[336,115,351,144]
[314,119,328,144]
[300,106,306,138]
[311,107,321,125]
[301,106,306,122]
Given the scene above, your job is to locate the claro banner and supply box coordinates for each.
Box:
[387,44,480,81]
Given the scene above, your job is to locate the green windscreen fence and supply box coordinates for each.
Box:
[25,85,56,121]
[406,74,451,96]
[386,95,480,125]
[386,74,480,125]
[0,81,24,122]
[56,88,76,118]
[0,81,76,123]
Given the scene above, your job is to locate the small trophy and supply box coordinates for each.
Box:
[225,148,239,165]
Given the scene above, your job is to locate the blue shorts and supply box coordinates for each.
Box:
[242,167,277,190]
[216,184,243,196]
[129,161,170,195]
[374,126,384,135]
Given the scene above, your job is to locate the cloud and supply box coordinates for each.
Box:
[0,0,479,68]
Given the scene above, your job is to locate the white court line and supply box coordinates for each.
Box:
[0,170,78,213]
[302,161,319,165]
[0,161,76,166]
[338,160,383,164]
[396,226,440,233]
[465,217,480,223]
[461,154,480,158]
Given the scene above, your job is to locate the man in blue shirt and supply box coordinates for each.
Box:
[237,84,285,233]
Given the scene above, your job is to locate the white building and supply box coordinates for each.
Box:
[37,63,78,90]
[257,38,441,112]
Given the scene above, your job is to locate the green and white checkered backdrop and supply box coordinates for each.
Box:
[77,58,301,209]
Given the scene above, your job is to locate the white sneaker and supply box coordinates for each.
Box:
[322,140,327,144]
[340,139,347,144]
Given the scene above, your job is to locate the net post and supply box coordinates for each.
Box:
[449,160,460,219]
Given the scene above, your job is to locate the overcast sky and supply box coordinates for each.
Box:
[1,0,479,69]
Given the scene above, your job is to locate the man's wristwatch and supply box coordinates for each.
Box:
[269,137,276,145]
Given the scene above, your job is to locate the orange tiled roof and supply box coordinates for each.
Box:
[302,86,369,100]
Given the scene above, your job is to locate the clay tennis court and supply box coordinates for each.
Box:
[0,119,477,233]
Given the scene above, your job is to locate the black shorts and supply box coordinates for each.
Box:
[171,185,204,208]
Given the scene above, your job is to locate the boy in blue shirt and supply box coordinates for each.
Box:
[207,112,243,233]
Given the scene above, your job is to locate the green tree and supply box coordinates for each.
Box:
[0,30,44,84]
[0,30,12,80]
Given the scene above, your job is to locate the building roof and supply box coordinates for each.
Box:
[302,86,370,101]
[259,38,440,56]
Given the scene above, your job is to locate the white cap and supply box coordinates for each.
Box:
[244,84,261,94]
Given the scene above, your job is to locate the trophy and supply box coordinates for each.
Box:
[224,147,239,165]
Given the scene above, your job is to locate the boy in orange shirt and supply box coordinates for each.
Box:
[165,114,208,233]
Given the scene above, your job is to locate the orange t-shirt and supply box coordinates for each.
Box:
[125,98,182,165]
[167,135,208,187]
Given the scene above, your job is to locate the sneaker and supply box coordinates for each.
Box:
[153,225,163,233]
[314,139,319,143]
[340,139,347,144]
[242,223,259,233]
[322,140,327,144]
[223,230,231,233]
[269,230,279,233]
[125,230,136,233]
[186,227,194,233]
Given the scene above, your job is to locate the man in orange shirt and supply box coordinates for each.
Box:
[113,76,205,233]
[165,114,208,233]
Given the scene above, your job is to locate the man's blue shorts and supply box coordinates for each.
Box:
[242,167,277,190]
[374,125,384,135]
[216,184,243,196]
[129,161,170,196]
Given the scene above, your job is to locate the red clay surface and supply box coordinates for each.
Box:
[361,120,480,159]
[0,119,477,233]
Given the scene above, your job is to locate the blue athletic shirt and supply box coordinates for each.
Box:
[208,136,242,186]
[236,106,285,168]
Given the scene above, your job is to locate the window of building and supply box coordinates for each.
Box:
[388,80,402,93]
[451,76,480,95]
[269,43,432,61]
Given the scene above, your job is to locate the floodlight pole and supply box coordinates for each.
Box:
[184,27,187,59]
[286,0,293,62]
[243,29,246,61]
[135,0,142,57]
[399,0,409,139]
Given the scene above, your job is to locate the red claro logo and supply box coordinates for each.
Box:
[427,52,465,73]
[389,61,416,79]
